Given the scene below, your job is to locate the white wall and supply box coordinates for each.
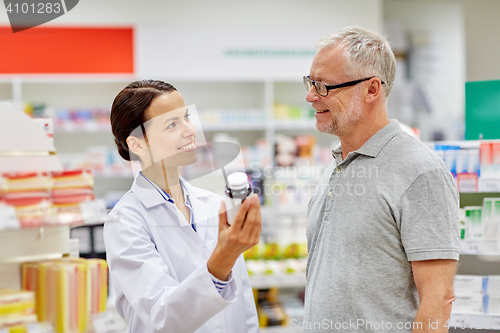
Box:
[1,0,384,99]
[462,0,500,82]
[384,0,466,141]
[0,0,382,29]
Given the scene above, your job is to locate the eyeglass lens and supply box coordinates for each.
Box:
[304,77,327,96]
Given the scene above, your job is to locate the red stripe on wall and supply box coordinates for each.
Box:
[0,27,134,74]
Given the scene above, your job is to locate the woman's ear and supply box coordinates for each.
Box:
[126,136,147,159]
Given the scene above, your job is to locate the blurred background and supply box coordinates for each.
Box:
[1,1,500,332]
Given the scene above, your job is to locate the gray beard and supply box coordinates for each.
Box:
[315,88,363,136]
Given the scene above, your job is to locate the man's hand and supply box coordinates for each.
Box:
[207,194,261,280]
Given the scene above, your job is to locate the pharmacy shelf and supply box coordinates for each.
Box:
[52,119,319,133]
[201,123,267,131]
[249,273,306,289]
[0,225,70,265]
[273,119,316,130]
[54,128,111,133]
[460,240,500,255]
[93,174,134,180]
[450,313,500,330]
[460,192,500,207]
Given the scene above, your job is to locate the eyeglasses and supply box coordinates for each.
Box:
[303,76,385,97]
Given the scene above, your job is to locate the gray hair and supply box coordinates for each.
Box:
[316,26,396,98]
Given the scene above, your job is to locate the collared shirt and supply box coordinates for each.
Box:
[139,172,230,292]
[139,172,196,231]
[304,120,460,332]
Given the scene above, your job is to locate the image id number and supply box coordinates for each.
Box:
[6,2,62,14]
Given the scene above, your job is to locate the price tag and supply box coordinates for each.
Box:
[478,178,500,192]
[92,311,124,333]
[493,317,500,329]
[450,314,469,329]
[460,241,481,254]
[0,205,20,232]
[467,241,481,254]
[457,173,478,193]
[80,200,107,224]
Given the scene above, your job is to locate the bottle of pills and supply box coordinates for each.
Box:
[224,172,253,225]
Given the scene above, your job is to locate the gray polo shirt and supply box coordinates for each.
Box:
[302,120,460,332]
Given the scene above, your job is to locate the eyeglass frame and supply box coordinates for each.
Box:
[303,75,385,97]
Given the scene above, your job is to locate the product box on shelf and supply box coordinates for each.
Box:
[483,276,500,295]
[0,289,37,333]
[53,107,111,133]
[0,313,38,332]
[0,170,98,228]
[484,294,500,315]
[22,258,108,333]
[453,275,485,295]
[460,197,500,241]
[452,275,500,315]
[429,140,500,193]
[255,288,289,328]
[0,289,35,317]
[452,294,484,314]
[464,206,483,240]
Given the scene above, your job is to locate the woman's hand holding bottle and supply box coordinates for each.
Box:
[207,195,261,281]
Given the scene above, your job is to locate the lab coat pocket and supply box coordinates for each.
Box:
[225,279,248,333]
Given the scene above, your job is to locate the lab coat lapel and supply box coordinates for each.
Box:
[189,195,209,244]
[131,173,167,208]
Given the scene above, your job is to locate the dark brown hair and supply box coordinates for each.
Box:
[110,79,177,161]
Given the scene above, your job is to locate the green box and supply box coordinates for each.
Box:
[465,80,500,140]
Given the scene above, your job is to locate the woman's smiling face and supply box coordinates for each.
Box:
[141,91,198,168]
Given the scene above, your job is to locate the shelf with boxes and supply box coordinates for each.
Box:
[458,191,500,247]
[449,170,500,331]
[0,103,112,333]
[243,222,308,331]
[427,139,500,193]
[451,275,500,330]
[449,313,500,330]
[1,77,334,210]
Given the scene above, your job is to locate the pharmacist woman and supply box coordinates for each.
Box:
[103,79,261,333]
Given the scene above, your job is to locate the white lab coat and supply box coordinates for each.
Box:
[103,173,260,333]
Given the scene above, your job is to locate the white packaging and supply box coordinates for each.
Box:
[456,149,469,174]
[452,294,483,314]
[468,148,480,174]
[443,147,458,176]
[482,198,495,240]
[484,294,500,315]
[459,208,466,240]
[484,276,500,295]
[494,198,500,240]
[454,275,485,295]
[464,206,483,240]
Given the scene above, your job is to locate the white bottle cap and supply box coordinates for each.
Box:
[227,172,248,191]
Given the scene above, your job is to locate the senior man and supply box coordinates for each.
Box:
[303,26,460,332]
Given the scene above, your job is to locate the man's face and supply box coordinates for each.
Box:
[306,45,365,137]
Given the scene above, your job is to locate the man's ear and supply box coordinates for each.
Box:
[365,78,383,104]
[126,136,147,159]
